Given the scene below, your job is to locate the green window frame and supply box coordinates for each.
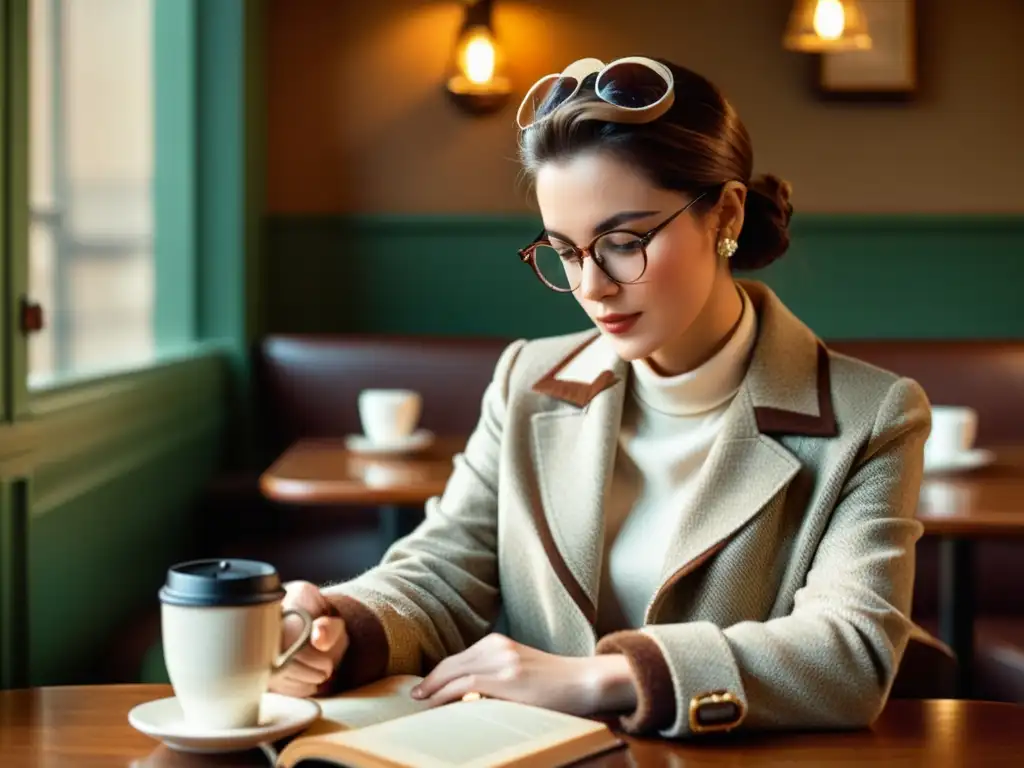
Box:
[1,0,260,690]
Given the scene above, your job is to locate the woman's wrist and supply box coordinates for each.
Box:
[582,653,638,713]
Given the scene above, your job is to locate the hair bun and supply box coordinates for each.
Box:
[732,174,794,271]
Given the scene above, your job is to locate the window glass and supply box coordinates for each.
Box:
[28,0,155,386]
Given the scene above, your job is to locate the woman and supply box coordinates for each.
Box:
[270,57,941,738]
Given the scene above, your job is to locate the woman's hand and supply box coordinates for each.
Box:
[409,633,638,717]
[269,581,349,698]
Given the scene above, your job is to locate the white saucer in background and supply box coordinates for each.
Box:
[344,429,434,456]
[128,692,320,754]
[923,448,995,476]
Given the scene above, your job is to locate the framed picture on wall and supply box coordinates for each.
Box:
[819,0,917,97]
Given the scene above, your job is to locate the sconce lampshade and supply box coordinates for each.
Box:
[445,0,511,115]
[784,0,872,53]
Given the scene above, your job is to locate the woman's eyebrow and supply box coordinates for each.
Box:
[544,209,661,244]
[592,209,660,235]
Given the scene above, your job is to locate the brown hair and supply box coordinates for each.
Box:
[518,59,793,271]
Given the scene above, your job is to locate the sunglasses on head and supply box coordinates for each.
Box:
[516,56,675,131]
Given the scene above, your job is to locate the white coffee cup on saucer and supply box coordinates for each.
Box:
[158,558,313,731]
[358,389,422,444]
[925,405,978,467]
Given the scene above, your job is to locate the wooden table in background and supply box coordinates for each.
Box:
[260,436,467,552]
[917,448,1024,537]
[916,446,1024,697]
[2,684,1024,767]
[261,440,1024,696]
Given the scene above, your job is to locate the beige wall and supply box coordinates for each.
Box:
[266,0,1024,215]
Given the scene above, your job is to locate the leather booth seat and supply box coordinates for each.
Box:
[257,336,1024,454]
[256,335,509,457]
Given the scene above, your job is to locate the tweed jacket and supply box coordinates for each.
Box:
[325,279,934,739]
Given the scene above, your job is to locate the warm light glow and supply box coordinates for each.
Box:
[444,6,512,110]
[783,0,871,52]
[813,0,846,41]
[461,30,496,85]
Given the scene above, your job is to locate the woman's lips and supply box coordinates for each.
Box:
[597,312,642,335]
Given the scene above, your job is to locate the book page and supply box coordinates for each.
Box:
[310,698,620,768]
[308,675,430,734]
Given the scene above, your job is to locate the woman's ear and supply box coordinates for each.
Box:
[713,181,747,241]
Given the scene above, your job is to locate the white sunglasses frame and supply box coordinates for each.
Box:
[516,56,676,131]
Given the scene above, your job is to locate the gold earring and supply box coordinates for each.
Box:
[717,236,738,259]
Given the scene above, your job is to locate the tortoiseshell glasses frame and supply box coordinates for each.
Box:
[517,192,707,293]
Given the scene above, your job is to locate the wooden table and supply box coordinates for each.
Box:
[916,447,1024,697]
[260,436,467,551]
[2,684,1023,767]
[262,440,1024,696]
[259,436,468,506]
[917,448,1024,537]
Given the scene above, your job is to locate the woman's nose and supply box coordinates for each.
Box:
[577,257,617,302]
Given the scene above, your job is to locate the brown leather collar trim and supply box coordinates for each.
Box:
[646,540,728,623]
[531,333,619,407]
[526,481,597,627]
[754,343,838,438]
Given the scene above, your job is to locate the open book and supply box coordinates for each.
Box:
[275,675,624,768]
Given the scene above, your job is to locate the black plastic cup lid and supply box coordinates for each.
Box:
[159,558,285,607]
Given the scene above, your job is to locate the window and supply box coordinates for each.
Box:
[28,0,155,387]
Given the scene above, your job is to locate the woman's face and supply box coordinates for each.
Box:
[534,151,728,367]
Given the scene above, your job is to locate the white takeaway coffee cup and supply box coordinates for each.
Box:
[158,559,313,730]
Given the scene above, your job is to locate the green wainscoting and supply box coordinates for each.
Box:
[265,214,1024,340]
[0,350,229,686]
[0,480,28,688]
[0,0,251,690]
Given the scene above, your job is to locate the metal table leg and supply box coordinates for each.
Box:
[938,537,975,698]
[377,505,421,558]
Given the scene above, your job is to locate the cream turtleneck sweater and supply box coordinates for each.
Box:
[597,286,759,634]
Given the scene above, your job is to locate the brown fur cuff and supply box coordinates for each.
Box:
[596,630,676,734]
[324,595,390,692]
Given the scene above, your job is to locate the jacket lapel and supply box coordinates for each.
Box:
[530,332,627,627]
[526,281,839,629]
[645,387,801,620]
[646,280,839,619]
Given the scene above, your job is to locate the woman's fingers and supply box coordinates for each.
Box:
[311,616,347,654]
[279,658,331,685]
[423,674,498,708]
[271,676,318,699]
[413,643,490,699]
[291,645,336,678]
[413,634,517,700]
[269,581,353,698]
[270,645,337,696]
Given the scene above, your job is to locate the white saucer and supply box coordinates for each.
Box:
[344,429,434,456]
[924,448,995,475]
[128,693,320,754]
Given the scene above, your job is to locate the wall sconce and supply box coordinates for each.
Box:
[783,0,872,52]
[445,0,511,115]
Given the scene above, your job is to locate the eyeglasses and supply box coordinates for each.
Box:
[518,193,706,293]
[516,56,675,131]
